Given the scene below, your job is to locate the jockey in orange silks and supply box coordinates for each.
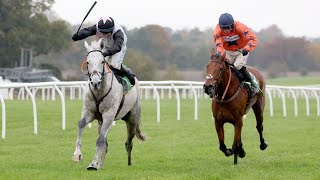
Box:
[213,13,259,94]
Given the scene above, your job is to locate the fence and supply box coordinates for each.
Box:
[0,81,319,139]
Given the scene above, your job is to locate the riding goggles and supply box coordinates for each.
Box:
[220,25,233,30]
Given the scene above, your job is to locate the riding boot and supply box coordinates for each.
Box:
[121,65,136,86]
[239,66,259,96]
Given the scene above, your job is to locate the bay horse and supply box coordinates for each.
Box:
[72,38,146,170]
[203,50,268,164]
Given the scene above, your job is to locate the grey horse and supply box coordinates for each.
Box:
[72,38,146,170]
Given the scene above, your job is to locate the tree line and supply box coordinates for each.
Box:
[1,0,319,81]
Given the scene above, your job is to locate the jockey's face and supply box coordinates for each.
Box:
[102,32,112,38]
[221,25,233,34]
[97,32,112,39]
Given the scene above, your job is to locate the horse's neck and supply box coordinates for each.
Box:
[218,66,239,97]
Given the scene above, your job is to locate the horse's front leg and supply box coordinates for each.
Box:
[232,118,246,164]
[215,120,233,156]
[72,110,94,162]
[87,112,115,170]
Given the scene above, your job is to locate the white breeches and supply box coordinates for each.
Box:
[225,50,249,70]
[105,45,127,70]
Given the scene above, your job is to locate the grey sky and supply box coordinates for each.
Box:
[53,0,319,38]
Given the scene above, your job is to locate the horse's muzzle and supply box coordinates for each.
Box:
[203,84,213,98]
[90,73,102,90]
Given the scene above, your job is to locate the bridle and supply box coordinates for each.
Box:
[81,49,114,109]
[81,49,111,80]
[206,59,240,103]
[206,59,225,87]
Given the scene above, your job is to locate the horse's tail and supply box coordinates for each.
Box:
[135,121,147,141]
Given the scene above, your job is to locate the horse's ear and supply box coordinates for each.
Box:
[84,41,93,52]
[96,38,103,45]
[210,48,215,58]
[99,39,105,50]
[221,51,226,60]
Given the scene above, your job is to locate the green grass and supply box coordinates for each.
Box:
[266,76,320,86]
[0,98,320,179]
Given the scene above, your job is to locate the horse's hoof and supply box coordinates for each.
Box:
[87,164,98,171]
[225,149,233,156]
[72,154,82,162]
[239,149,246,158]
[260,142,268,150]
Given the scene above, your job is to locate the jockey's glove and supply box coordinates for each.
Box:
[72,33,79,41]
[102,50,112,57]
[241,49,249,56]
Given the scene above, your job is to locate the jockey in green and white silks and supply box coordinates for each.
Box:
[72,17,134,83]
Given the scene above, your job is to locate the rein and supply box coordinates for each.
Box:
[212,86,241,103]
[221,65,231,100]
[82,50,111,78]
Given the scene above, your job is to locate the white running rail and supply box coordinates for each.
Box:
[0,81,319,139]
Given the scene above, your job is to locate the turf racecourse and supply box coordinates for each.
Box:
[0,98,319,179]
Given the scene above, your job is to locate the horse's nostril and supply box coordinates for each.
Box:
[203,85,211,95]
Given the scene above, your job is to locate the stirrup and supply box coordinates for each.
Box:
[250,85,260,96]
[252,87,259,93]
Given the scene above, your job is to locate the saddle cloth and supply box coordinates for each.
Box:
[109,66,133,92]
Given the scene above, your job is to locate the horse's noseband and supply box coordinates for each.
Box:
[91,70,103,80]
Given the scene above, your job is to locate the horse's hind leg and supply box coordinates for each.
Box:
[72,111,94,162]
[252,100,268,151]
[124,109,146,166]
[215,121,233,156]
[125,119,135,166]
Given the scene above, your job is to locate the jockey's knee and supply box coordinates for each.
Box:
[235,64,244,70]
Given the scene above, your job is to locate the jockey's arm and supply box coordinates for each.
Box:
[237,22,258,52]
[243,29,258,52]
[77,25,97,40]
[103,30,124,57]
